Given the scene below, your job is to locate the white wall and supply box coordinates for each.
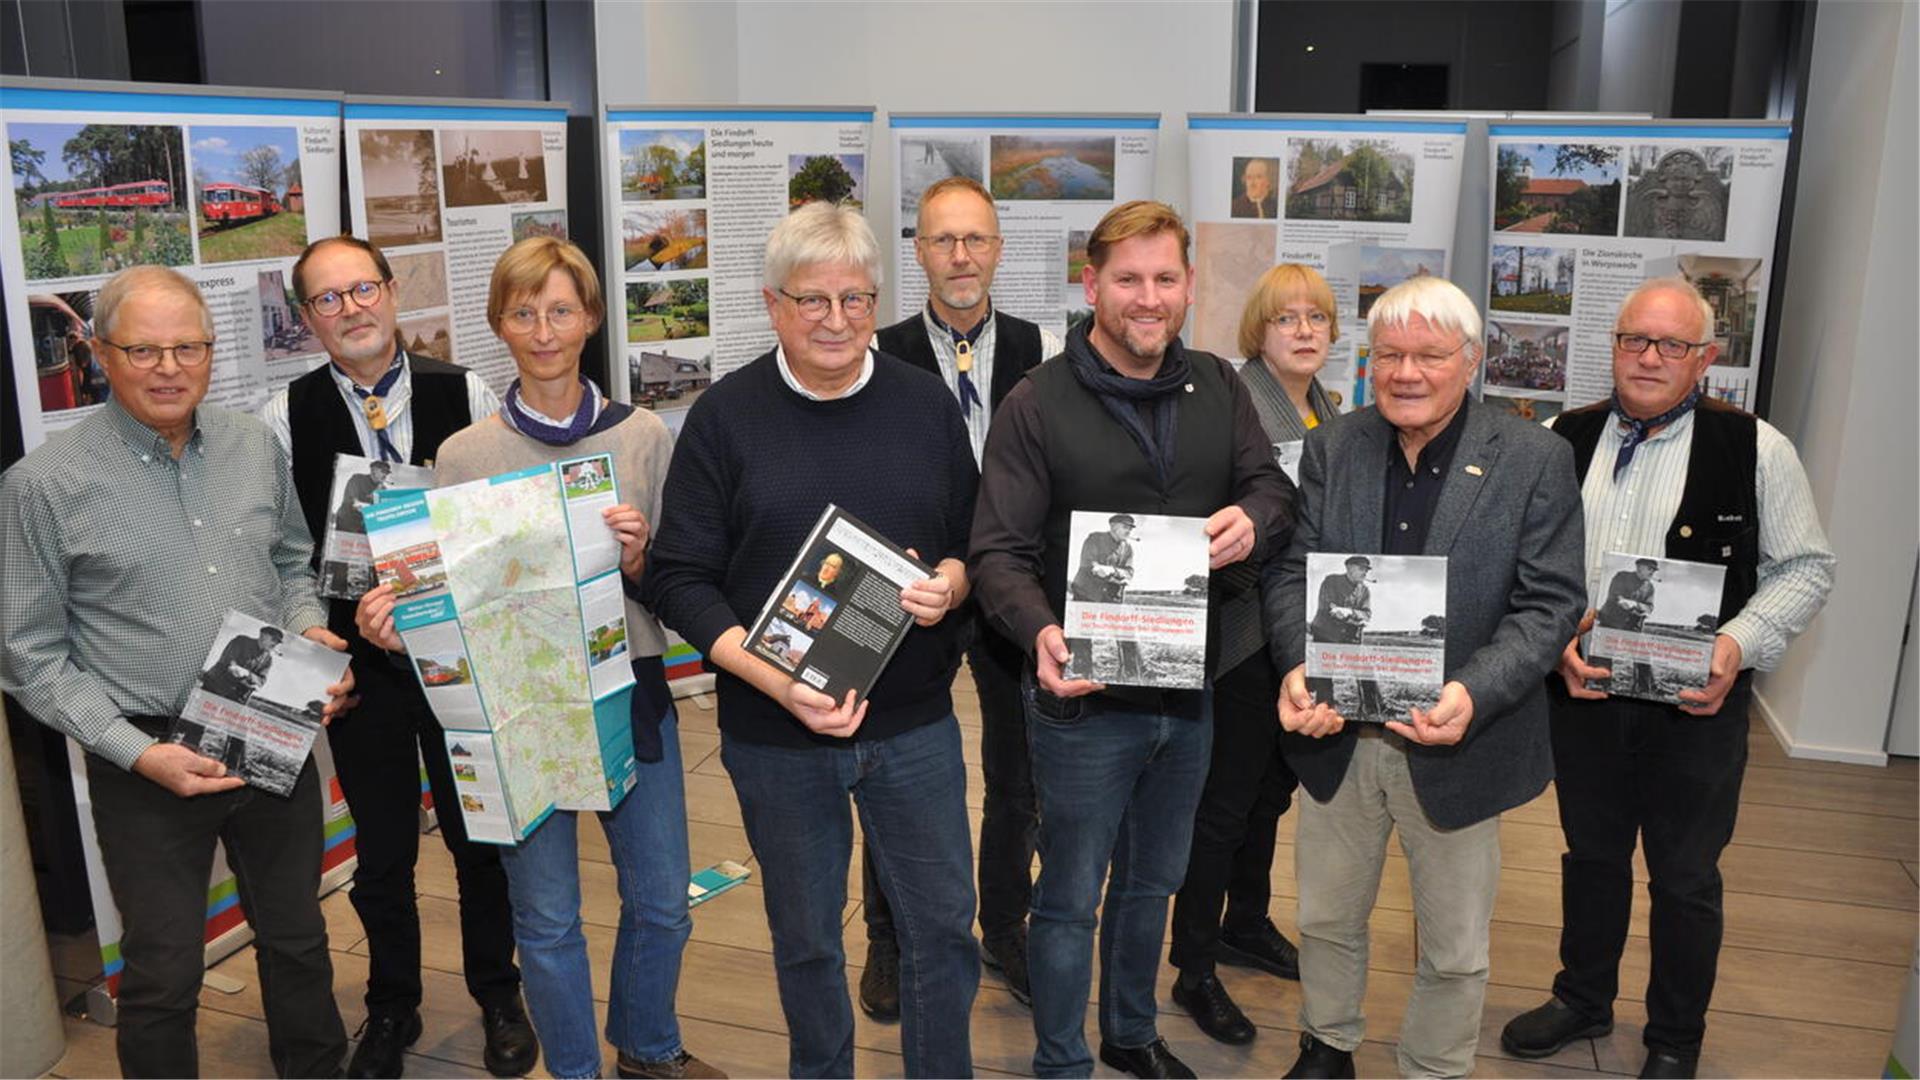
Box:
[594,0,1236,287]
[1755,0,1919,764]
[1596,0,1682,116]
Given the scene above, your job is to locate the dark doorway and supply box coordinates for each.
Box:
[1360,62,1449,111]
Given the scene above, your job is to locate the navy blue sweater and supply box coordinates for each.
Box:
[649,348,978,747]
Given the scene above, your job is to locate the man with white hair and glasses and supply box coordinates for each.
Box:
[2,265,356,1077]
[648,202,981,1077]
[1501,278,1833,1080]
[1262,275,1587,1079]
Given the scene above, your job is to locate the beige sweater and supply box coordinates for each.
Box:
[434,410,673,658]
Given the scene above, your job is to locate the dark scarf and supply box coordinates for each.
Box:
[1064,321,1192,487]
[502,375,633,446]
[926,300,992,415]
[1610,385,1700,478]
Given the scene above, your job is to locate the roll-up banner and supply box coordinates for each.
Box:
[1186,114,1468,412]
[888,112,1160,338]
[1484,120,1791,418]
[600,104,875,432]
[1,76,343,453]
[0,76,354,1019]
[343,95,570,398]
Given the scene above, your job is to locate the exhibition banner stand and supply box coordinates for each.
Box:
[1483,120,1791,417]
[887,112,1160,337]
[343,95,571,398]
[0,76,355,1023]
[1,76,343,452]
[600,103,875,432]
[1186,113,1468,412]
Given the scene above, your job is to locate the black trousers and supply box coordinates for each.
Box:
[325,653,519,1016]
[87,744,346,1078]
[1168,648,1298,974]
[1547,676,1753,1054]
[864,628,1035,943]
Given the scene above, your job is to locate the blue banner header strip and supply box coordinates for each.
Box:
[346,102,565,122]
[0,88,337,117]
[890,115,1159,130]
[1489,124,1790,139]
[1189,117,1466,134]
[607,109,872,123]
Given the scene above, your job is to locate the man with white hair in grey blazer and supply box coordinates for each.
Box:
[1261,276,1587,1079]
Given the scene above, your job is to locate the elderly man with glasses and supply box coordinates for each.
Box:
[257,236,535,1080]
[1262,275,1587,1079]
[1501,278,1833,1080]
[1,265,357,1078]
[649,201,981,1078]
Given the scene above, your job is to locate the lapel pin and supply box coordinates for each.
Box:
[1679,525,1693,538]
[1185,384,1194,393]
[1464,464,1484,476]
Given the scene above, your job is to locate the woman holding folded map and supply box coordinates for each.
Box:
[356,237,720,1080]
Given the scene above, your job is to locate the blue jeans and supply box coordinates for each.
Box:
[500,706,692,1079]
[722,718,979,1078]
[1025,685,1214,1078]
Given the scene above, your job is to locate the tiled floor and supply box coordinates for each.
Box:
[42,673,1918,1077]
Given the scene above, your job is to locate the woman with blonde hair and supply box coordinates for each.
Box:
[1168,263,1340,1046]
[358,237,719,1080]
[1236,262,1342,438]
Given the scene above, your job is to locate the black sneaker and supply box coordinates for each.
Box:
[980,927,1032,1007]
[481,998,539,1077]
[346,1010,422,1079]
[1218,917,1300,980]
[858,938,900,1022]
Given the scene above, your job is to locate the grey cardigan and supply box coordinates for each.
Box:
[1260,400,1588,829]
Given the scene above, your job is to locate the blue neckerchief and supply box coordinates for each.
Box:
[337,354,405,461]
[927,302,992,415]
[1610,385,1700,479]
[503,376,602,447]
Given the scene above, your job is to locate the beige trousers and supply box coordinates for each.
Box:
[1294,729,1502,1078]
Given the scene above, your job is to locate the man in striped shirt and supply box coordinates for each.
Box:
[1501,278,1835,1080]
[1,266,357,1078]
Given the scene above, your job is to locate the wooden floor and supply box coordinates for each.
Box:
[46,669,1919,1078]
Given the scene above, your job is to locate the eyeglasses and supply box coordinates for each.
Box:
[303,280,387,318]
[1372,340,1468,370]
[1613,332,1709,360]
[502,304,584,334]
[779,289,878,321]
[1269,311,1331,332]
[99,339,214,368]
[919,234,1001,255]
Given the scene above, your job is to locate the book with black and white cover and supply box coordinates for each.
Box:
[168,610,349,796]
[1584,551,1726,703]
[1060,511,1210,689]
[742,505,933,703]
[318,454,435,599]
[1304,553,1446,722]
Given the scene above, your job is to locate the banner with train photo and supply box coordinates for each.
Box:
[1,76,343,452]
